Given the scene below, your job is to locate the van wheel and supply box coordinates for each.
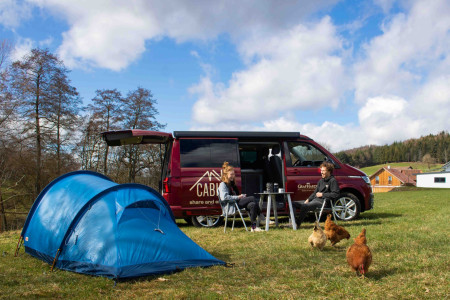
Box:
[191,215,222,228]
[333,192,361,221]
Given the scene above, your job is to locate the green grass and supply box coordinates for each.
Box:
[360,162,443,176]
[1,188,449,299]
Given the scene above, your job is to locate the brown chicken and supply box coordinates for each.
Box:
[346,228,372,276]
[324,214,350,246]
[308,222,327,250]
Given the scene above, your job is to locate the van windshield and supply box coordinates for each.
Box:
[287,142,327,167]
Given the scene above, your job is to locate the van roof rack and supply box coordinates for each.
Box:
[173,131,301,138]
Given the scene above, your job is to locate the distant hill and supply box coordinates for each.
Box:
[334,131,449,168]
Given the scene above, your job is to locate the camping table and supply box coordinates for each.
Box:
[256,192,296,231]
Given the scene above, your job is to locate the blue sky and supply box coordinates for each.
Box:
[1,0,449,152]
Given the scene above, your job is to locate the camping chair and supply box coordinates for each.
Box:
[218,189,248,233]
[314,198,338,223]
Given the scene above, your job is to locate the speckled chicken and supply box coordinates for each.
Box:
[324,214,350,246]
[308,222,327,250]
[346,228,372,277]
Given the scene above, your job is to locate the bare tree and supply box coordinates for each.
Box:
[46,68,82,175]
[422,153,435,169]
[86,89,123,175]
[10,48,62,196]
[77,114,105,172]
[0,40,16,130]
[119,87,165,182]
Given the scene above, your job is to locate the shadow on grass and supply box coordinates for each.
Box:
[365,267,398,281]
[176,212,403,229]
[362,212,402,220]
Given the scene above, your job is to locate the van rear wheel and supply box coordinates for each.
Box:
[191,215,222,228]
[333,192,361,221]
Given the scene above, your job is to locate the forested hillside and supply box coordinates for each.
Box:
[334,131,449,168]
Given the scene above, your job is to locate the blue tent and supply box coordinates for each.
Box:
[19,171,224,279]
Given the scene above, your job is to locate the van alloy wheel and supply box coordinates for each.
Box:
[333,192,361,221]
[191,215,222,228]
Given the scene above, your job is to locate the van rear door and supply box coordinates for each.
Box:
[102,130,173,146]
[102,130,173,192]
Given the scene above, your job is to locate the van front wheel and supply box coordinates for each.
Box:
[333,192,361,221]
[191,215,222,228]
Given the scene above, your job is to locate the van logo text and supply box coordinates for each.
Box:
[189,170,222,198]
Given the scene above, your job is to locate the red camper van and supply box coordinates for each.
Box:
[102,130,374,227]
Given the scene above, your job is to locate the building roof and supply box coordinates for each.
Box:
[442,161,450,171]
[369,167,421,185]
[417,171,450,175]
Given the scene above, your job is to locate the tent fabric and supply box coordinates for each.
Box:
[21,170,224,279]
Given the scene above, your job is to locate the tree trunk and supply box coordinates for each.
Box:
[0,192,7,232]
[35,82,41,196]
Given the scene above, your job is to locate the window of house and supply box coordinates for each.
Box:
[375,176,379,184]
[388,176,392,185]
[434,177,446,183]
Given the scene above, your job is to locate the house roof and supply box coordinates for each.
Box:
[442,161,450,170]
[369,167,421,185]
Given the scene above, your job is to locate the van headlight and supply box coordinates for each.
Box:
[362,176,370,184]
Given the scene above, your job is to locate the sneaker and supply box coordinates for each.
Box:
[251,227,264,232]
[259,219,275,226]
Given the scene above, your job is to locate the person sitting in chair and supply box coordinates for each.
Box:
[293,162,340,227]
[219,161,263,232]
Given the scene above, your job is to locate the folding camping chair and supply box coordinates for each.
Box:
[218,189,248,233]
[314,198,338,223]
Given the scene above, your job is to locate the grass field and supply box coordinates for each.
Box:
[360,162,443,176]
[1,188,449,299]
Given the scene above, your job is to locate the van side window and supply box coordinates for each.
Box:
[286,142,327,167]
[180,139,238,167]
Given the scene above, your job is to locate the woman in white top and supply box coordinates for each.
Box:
[218,161,263,232]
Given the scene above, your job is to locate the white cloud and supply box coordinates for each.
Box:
[351,0,450,147]
[357,96,423,145]
[0,0,32,28]
[354,0,450,103]
[191,0,450,150]
[22,0,338,70]
[11,37,34,61]
[190,17,347,124]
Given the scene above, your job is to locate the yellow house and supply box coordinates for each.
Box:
[369,166,422,193]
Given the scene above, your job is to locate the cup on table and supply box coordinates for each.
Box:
[278,188,284,193]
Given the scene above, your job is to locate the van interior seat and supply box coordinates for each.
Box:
[241,169,263,197]
[269,145,283,185]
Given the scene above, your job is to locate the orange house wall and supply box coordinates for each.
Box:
[370,169,403,193]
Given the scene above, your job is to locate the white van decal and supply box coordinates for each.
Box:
[189,170,222,198]
[297,183,317,190]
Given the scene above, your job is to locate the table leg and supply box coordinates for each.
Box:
[272,195,279,227]
[287,194,297,230]
[265,195,271,231]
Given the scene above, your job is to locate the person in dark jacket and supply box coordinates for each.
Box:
[293,162,340,227]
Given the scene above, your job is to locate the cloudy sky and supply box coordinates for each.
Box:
[1,0,449,151]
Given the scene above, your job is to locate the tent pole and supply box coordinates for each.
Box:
[51,249,61,271]
[14,236,23,257]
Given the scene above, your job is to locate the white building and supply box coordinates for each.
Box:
[416,170,450,188]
